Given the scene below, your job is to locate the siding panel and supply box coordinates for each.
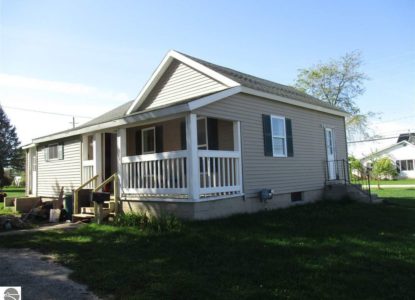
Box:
[140,60,227,110]
[37,139,82,197]
[195,93,347,198]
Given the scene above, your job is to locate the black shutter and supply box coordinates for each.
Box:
[155,125,163,153]
[207,118,218,150]
[135,130,142,155]
[180,120,186,150]
[285,118,294,157]
[262,114,273,156]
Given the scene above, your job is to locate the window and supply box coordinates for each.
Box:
[401,160,408,171]
[48,144,59,160]
[197,117,208,150]
[87,135,94,160]
[397,159,414,171]
[142,127,155,154]
[271,116,287,157]
[291,192,303,202]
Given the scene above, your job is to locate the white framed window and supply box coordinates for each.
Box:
[48,143,59,160]
[142,127,155,154]
[271,115,287,157]
[397,159,414,171]
[197,117,208,150]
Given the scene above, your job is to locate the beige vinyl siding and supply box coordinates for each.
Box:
[195,93,347,198]
[140,60,227,111]
[37,139,82,197]
[126,117,185,155]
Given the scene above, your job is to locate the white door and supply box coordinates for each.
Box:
[30,147,37,195]
[325,128,336,180]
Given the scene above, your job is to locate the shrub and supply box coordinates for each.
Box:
[372,157,398,188]
[349,155,364,180]
[114,211,182,232]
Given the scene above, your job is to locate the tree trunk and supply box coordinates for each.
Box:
[0,165,4,188]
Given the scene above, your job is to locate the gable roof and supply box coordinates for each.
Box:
[397,132,415,144]
[30,50,348,145]
[361,140,415,162]
[127,50,346,115]
[179,52,345,113]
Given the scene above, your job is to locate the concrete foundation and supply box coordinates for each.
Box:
[121,189,323,220]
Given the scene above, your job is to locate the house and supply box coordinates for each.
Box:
[23,50,349,220]
[360,138,415,179]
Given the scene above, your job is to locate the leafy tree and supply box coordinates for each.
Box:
[0,105,24,188]
[371,157,397,189]
[349,155,364,180]
[294,51,372,139]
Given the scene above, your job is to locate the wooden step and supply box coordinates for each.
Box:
[72,213,95,222]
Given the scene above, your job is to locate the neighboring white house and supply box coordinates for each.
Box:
[361,140,415,179]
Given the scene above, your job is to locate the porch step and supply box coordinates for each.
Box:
[72,213,95,222]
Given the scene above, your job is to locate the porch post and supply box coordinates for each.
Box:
[117,128,126,196]
[233,121,243,193]
[93,133,102,185]
[186,113,200,201]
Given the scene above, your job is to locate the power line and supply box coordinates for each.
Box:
[1,105,93,119]
[348,136,399,144]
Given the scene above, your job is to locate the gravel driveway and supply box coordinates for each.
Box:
[0,248,100,300]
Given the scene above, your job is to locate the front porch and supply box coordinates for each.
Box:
[80,113,243,206]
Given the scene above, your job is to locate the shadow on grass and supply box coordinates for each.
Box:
[1,201,415,300]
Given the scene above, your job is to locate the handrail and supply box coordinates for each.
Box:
[73,175,98,214]
[75,175,99,192]
[93,173,120,217]
[93,173,117,192]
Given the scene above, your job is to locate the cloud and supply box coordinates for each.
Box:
[0,73,100,95]
[0,73,130,101]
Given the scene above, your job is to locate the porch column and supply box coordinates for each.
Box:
[186,113,200,201]
[117,128,126,195]
[233,121,243,193]
[93,133,102,185]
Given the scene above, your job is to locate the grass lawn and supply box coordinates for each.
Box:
[0,202,14,215]
[374,187,415,208]
[370,178,415,186]
[1,186,26,198]
[1,196,415,300]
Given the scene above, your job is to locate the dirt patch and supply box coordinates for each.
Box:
[0,248,100,300]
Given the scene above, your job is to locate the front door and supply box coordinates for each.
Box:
[325,128,336,180]
[102,133,117,193]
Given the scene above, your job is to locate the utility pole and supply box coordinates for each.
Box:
[70,116,78,128]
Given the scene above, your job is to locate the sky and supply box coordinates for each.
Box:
[0,0,414,157]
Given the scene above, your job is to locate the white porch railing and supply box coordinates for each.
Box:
[198,150,242,197]
[121,150,188,195]
[82,160,95,188]
[121,150,242,199]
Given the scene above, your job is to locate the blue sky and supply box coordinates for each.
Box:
[0,0,414,145]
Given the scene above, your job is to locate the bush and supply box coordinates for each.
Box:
[372,157,398,188]
[114,212,182,232]
[0,174,13,188]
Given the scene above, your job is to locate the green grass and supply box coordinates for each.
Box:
[1,197,415,300]
[374,188,415,208]
[1,187,26,198]
[372,179,415,185]
[0,202,15,215]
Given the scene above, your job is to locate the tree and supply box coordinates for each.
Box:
[349,155,364,180]
[371,157,397,189]
[0,105,24,188]
[294,51,371,139]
